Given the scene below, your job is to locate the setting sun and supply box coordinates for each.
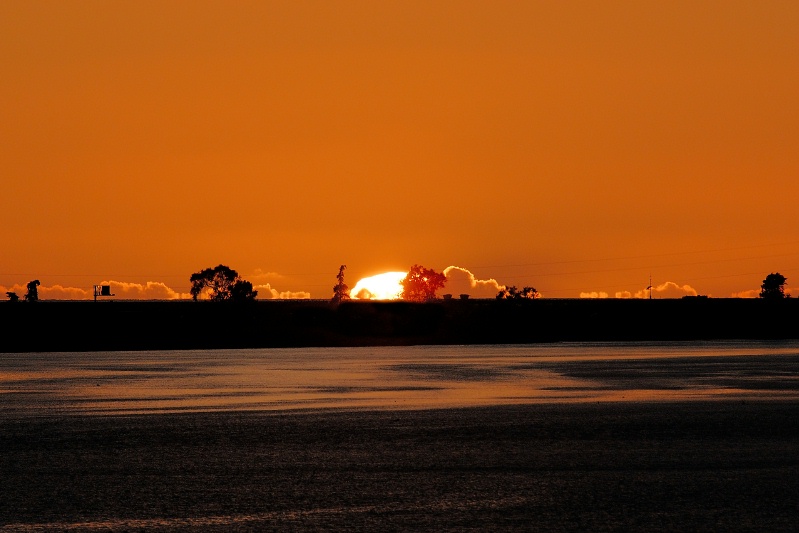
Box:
[350,272,406,300]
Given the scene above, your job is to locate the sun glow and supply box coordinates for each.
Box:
[350,272,406,300]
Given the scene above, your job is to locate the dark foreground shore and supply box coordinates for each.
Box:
[3,298,799,352]
[2,401,799,532]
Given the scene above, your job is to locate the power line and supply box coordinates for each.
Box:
[3,240,797,288]
[541,267,798,296]
[489,253,799,282]
[465,240,799,271]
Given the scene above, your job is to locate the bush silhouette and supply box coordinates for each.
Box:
[760,273,788,299]
[190,265,257,302]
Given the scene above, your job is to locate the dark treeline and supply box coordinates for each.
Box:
[2,298,799,352]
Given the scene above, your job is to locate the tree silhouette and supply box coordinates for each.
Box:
[190,265,257,302]
[230,279,258,302]
[331,264,350,304]
[760,272,788,299]
[400,265,447,302]
[496,285,539,300]
[6,292,19,303]
[24,280,40,302]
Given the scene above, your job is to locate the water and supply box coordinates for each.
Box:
[3,341,799,531]
[3,340,799,416]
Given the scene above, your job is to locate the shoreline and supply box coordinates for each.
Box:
[3,298,799,352]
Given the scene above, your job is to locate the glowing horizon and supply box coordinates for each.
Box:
[4,264,788,301]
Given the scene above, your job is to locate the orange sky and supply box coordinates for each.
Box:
[2,1,798,299]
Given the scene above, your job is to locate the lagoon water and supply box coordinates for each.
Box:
[3,340,799,416]
[3,341,799,531]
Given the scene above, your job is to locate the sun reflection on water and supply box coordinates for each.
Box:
[2,342,799,416]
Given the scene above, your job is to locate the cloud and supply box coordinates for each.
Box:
[587,283,698,299]
[40,285,93,299]
[616,281,699,299]
[249,269,285,281]
[1,283,92,300]
[442,266,503,298]
[633,281,698,299]
[731,289,759,298]
[732,287,795,298]
[1,284,31,297]
[254,283,311,299]
[249,270,311,299]
[2,280,311,300]
[578,282,699,299]
[1,281,192,300]
[101,281,192,300]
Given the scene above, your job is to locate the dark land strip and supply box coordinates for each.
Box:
[3,298,799,352]
[2,401,799,531]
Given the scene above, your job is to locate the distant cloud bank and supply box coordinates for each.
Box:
[1,283,92,300]
[254,283,311,300]
[731,289,760,298]
[0,281,192,300]
[732,287,795,298]
[105,281,193,300]
[6,272,786,302]
[580,281,699,299]
[0,280,309,300]
[580,291,610,299]
[443,266,503,298]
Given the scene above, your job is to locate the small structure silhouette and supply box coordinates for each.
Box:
[93,285,115,301]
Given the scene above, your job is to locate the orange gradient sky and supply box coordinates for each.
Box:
[2,1,798,299]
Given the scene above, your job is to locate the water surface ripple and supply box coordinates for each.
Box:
[2,341,799,416]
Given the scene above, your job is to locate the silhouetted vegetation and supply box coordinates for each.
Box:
[230,279,257,301]
[189,265,257,302]
[6,292,19,303]
[23,280,39,302]
[496,285,539,300]
[760,273,788,299]
[331,265,350,304]
[400,265,447,302]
